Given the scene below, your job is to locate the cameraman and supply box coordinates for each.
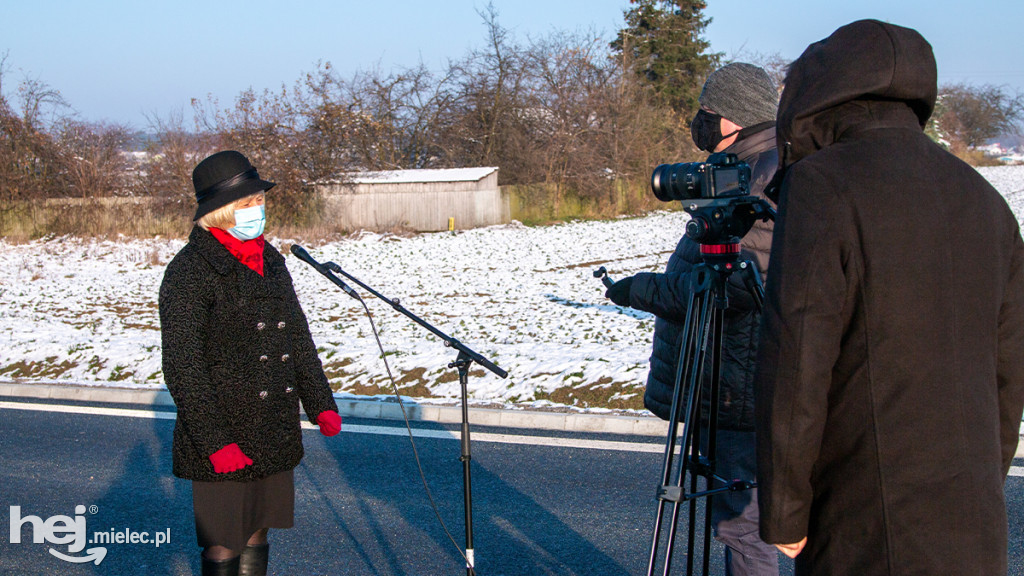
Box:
[605,63,780,575]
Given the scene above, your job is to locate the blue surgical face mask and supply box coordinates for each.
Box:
[228,205,266,240]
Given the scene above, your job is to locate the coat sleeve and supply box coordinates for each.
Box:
[159,255,234,458]
[997,223,1024,475]
[628,270,692,323]
[282,264,339,424]
[754,164,853,545]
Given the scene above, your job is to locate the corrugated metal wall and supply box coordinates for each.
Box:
[318,171,509,232]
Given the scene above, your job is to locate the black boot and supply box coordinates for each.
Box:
[239,543,269,576]
[201,554,240,576]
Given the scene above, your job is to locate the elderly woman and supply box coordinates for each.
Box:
[159,150,342,576]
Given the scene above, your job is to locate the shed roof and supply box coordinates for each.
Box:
[345,167,499,185]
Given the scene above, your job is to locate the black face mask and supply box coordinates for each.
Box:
[690,109,740,153]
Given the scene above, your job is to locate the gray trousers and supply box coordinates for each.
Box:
[702,429,779,576]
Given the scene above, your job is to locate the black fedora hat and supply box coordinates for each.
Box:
[192,150,276,220]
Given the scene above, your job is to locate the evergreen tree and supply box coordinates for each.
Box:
[611,0,721,117]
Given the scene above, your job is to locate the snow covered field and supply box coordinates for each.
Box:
[1,165,1023,411]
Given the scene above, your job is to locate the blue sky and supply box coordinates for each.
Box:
[1,0,1021,129]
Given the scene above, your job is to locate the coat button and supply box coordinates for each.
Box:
[257,322,266,330]
[259,390,268,399]
[281,354,290,362]
[259,355,268,362]
[277,321,286,329]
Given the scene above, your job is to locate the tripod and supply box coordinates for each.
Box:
[646,240,765,576]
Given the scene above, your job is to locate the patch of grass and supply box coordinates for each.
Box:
[107,364,134,382]
[323,358,358,390]
[326,360,486,398]
[87,356,107,374]
[0,198,191,241]
[436,368,485,384]
[507,181,672,226]
[0,358,78,379]
[392,367,432,397]
[67,343,92,355]
[534,377,646,410]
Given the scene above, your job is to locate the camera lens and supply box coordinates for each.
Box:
[651,163,702,202]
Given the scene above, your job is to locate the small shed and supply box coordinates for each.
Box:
[317,167,507,232]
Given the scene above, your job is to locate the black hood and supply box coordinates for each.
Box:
[776,19,937,168]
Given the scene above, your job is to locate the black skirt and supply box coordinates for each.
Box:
[192,469,295,552]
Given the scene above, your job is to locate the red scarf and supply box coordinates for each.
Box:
[209,227,265,276]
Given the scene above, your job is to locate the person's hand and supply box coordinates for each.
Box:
[209,443,253,473]
[605,276,634,307]
[775,537,807,559]
[317,410,342,437]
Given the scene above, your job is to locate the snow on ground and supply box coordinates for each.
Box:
[978,165,1024,227]
[1,165,1024,411]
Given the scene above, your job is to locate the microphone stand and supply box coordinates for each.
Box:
[291,245,507,576]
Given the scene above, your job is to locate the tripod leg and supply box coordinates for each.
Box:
[683,292,715,576]
[703,303,726,576]
[662,278,715,576]
[648,292,700,574]
[648,271,710,576]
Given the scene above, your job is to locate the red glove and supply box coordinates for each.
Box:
[209,443,253,474]
[317,410,342,437]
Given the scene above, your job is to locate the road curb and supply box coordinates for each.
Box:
[0,382,670,437]
[4,382,1022,455]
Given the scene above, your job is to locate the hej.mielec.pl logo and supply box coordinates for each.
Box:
[9,505,171,565]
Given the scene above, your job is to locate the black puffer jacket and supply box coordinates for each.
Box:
[634,124,777,430]
[159,226,339,482]
[754,20,1024,575]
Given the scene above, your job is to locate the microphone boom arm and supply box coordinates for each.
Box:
[289,244,507,379]
[324,261,507,379]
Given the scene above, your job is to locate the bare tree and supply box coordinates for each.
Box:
[137,108,209,202]
[442,2,534,178]
[53,119,133,198]
[0,57,69,202]
[339,62,456,170]
[931,83,1023,149]
[192,86,323,225]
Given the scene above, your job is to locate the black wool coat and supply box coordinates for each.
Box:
[636,124,778,431]
[755,20,1024,575]
[159,226,339,482]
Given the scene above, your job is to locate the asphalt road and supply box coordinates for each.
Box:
[0,399,1021,576]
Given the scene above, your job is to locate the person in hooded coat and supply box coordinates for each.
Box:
[754,20,1024,575]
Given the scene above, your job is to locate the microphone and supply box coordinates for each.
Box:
[290,245,361,301]
[290,244,325,272]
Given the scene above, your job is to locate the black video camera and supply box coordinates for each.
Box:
[650,152,773,246]
[650,152,750,202]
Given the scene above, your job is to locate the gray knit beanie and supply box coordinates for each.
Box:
[698,63,779,127]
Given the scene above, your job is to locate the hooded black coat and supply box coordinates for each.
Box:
[636,123,777,430]
[754,20,1024,575]
[159,226,339,482]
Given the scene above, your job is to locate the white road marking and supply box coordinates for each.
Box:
[0,401,664,454]
[2,401,1020,471]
